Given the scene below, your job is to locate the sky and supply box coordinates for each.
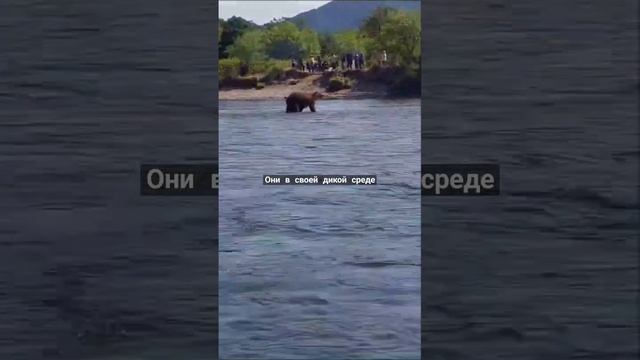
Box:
[219,1,331,25]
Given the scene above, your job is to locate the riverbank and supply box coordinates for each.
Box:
[219,68,419,101]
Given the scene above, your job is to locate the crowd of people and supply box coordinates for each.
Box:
[290,51,386,73]
[341,53,365,70]
[291,56,338,73]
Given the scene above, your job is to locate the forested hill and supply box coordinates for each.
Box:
[289,0,420,33]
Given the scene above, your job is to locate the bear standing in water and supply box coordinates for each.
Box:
[285,91,324,113]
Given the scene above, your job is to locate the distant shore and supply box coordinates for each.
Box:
[219,68,419,101]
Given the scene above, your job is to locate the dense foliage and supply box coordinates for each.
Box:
[218,16,257,59]
[219,8,420,96]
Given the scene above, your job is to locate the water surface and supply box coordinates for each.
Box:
[219,99,421,359]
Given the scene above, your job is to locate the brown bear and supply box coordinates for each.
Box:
[284,91,324,113]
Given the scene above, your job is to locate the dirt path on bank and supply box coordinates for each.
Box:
[219,73,385,101]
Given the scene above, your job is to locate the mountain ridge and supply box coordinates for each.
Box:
[288,0,419,33]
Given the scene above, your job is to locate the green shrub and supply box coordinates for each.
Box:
[231,59,290,84]
[259,64,286,83]
[248,60,271,74]
[219,58,242,80]
[327,76,352,92]
[249,59,289,74]
[220,58,290,81]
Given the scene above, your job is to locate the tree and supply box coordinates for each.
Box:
[319,33,339,56]
[263,21,301,59]
[360,7,396,39]
[379,11,420,66]
[299,28,321,57]
[334,30,364,54]
[262,21,320,59]
[218,16,257,58]
[227,29,266,65]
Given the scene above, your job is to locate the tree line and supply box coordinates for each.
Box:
[218,8,420,79]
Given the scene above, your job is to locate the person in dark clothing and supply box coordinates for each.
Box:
[346,53,353,69]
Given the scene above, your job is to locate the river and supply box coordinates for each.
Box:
[219,99,421,359]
